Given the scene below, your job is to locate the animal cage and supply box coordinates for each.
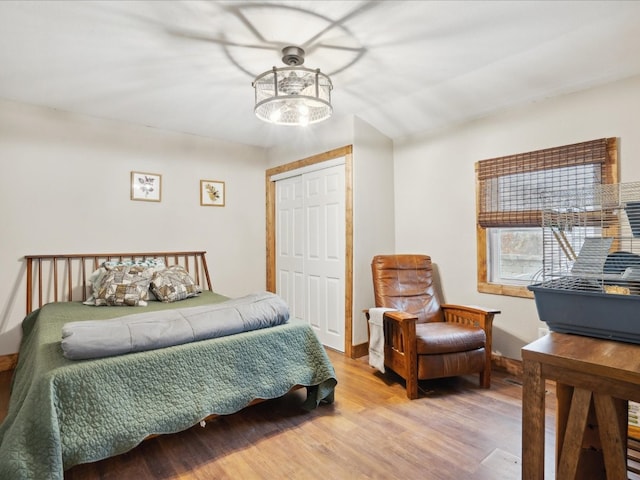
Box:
[528,181,640,344]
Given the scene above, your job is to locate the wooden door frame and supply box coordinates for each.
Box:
[266,145,353,358]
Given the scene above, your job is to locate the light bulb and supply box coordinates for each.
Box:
[269,108,282,122]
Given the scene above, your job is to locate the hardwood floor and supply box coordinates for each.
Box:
[0,350,558,479]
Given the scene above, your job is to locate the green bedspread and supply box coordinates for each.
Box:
[0,292,337,479]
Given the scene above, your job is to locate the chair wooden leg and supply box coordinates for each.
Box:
[480,368,491,388]
[399,316,419,399]
[480,345,492,388]
[406,377,419,399]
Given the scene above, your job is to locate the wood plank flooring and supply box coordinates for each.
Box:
[0,350,558,479]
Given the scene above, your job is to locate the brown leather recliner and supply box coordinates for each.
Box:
[366,254,500,399]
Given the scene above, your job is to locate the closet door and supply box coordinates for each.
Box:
[276,175,305,322]
[303,164,345,351]
[275,163,345,351]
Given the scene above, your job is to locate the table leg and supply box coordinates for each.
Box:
[522,359,546,480]
[593,394,628,480]
[555,382,572,463]
[556,387,592,479]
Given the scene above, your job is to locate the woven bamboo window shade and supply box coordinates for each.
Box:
[476,138,617,228]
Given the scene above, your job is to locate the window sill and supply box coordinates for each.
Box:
[477,282,534,299]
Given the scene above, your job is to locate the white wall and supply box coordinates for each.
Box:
[393,74,640,359]
[0,99,268,355]
[265,114,355,167]
[352,117,395,345]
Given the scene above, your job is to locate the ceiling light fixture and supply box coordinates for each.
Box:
[252,46,333,127]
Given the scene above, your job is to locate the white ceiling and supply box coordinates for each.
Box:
[1,0,640,148]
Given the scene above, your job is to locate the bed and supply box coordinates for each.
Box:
[0,251,337,479]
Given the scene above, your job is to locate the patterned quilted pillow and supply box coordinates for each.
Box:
[84,259,166,306]
[83,267,110,305]
[150,265,202,303]
[94,264,156,306]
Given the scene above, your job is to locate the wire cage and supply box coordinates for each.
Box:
[528,181,640,343]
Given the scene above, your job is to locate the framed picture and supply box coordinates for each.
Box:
[200,180,225,207]
[131,171,161,202]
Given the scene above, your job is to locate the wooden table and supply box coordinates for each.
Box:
[522,332,640,480]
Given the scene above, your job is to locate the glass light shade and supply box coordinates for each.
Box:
[253,66,333,126]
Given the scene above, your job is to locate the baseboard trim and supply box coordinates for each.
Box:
[491,353,523,377]
[0,353,18,372]
[351,342,368,359]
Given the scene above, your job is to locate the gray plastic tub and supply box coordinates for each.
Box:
[528,283,640,344]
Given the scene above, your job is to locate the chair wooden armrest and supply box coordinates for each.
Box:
[364,309,417,323]
[382,310,418,324]
[441,304,500,330]
[441,304,499,389]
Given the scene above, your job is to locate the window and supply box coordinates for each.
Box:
[476,138,617,298]
[488,227,543,285]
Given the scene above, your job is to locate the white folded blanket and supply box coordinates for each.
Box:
[61,292,289,360]
[368,308,395,373]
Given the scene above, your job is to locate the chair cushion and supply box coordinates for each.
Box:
[371,254,445,323]
[416,322,486,355]
[417,348,486,380]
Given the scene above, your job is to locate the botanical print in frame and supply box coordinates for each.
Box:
[200,180,225,207]
[131,171,162,202]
